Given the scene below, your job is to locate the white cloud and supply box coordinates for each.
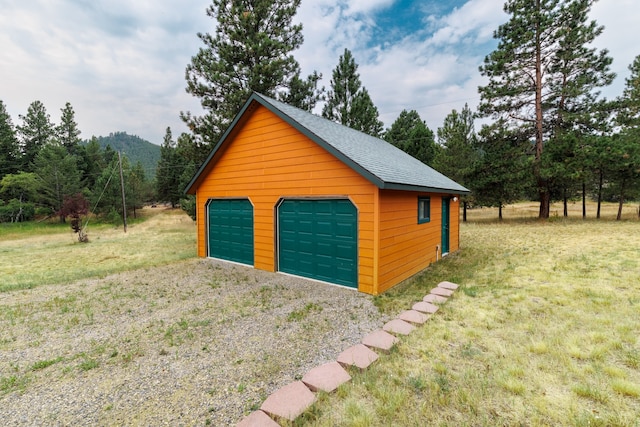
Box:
[590,0,640,99]
[0,0,637,144]
[0,0,210,143]
[428,0,503,47]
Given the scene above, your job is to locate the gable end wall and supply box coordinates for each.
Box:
[194,105,377,294]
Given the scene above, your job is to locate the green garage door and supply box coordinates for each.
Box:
[278,199,357,288]
[207,199,254,265]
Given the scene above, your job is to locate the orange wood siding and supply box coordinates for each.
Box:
[376,190,460,293]
[194,105,376,294]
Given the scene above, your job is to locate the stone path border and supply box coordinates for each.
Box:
[236,281,460,426]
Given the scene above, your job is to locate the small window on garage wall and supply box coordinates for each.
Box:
[418,197,430,223]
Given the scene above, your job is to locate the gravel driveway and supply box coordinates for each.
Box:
[0,258,387,426]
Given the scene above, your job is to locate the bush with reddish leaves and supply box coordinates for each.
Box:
[58,193,90,242]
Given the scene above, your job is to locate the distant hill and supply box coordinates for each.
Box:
[86,132,160,180]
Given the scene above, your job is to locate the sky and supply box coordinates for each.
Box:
[1,0,638,146]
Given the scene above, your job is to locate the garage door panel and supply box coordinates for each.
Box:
[207,199,254,265]
[278,199,357,288]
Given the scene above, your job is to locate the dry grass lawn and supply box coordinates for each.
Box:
[0,207,196,292]
[299,202,640,426]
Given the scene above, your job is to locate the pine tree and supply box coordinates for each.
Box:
[0,100,20,178]
[478,0,613,218]
[182,0,321,148]
[17,100,55,172]
[57,102,82,155]
[33,145,82,222]
[434,104,479,220]
[80,137,106,191]
[384,110,436,165]
[470,121,532,220]
[128,161,151,219]
[156,127,186,208]
[322,49,383,137]
[611,55,640,219]
[617,55,640,128]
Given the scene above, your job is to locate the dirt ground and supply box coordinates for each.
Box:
[0,258,386,426]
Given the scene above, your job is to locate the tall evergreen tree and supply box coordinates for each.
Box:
[0,100,20,178]
[384,109,436,165]
[278,70,323,112]
[33,145,82,222]
[478,0,613,219]
[90,156,121,220]
[434,104,479,220]
[128,161,152,219]
[17,100,55,172]
[612,55,640,219]
[156,127,186,208]
[322,49,383,137]
[470,121,532,220]
[175,132,199,220]
[80,137,106,191]
[57,102,82,155]
[617,55,640,129]
[182,0,321,151]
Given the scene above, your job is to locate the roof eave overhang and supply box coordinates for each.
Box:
[380,182,471,194]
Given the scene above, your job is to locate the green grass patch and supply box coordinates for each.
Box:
[78,357,99,371]
[30,357,64,371]
[0,207,196,292]
[0,375,29,395]
[287,302,323,322]
[301,202,640,426]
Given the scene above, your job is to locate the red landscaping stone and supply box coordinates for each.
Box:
[431,287,454,297]
[438,281,459,290]
[302,361,351,393]
[383,319,416,335]
[361,330,399,353]
[337,344,379,370]
[412,301,439,314]
[260,381,316,422]
[397,310,430,324]
[423,294,448,304]
[236,410,280,427]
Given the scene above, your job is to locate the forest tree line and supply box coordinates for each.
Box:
[0,100,173,224]
[2,0,639,226]
[177,0,640,221]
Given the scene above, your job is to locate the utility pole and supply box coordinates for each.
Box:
[118,151,127,233]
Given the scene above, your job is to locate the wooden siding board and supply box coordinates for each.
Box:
[377,190,443,293]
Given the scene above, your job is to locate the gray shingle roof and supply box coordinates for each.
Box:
[186,92,469,195]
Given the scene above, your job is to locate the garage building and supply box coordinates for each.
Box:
[185,92,468,295]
